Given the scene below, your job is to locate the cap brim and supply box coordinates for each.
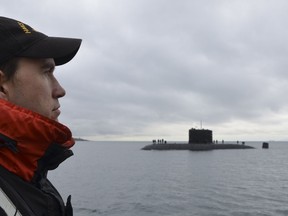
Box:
[19,36,82,66]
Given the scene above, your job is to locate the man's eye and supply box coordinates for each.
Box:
[44,68,54,74]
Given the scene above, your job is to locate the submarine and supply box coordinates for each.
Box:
[142,128,254,151]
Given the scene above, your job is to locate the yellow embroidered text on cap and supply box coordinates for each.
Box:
[17,22,31,34]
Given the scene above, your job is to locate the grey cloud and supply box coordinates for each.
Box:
[3,0,288,140]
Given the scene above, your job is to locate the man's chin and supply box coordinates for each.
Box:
[51,114,59,122]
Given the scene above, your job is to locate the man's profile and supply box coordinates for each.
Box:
[0,16,81,215]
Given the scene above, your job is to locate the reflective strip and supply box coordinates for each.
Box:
[0,188,22,216]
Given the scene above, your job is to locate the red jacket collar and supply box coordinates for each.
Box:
[0,99,75,181]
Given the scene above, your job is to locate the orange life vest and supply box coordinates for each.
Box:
[0,99,75,215]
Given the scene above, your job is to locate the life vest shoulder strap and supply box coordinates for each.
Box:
[0,187,22,216]
[0,166,35,216]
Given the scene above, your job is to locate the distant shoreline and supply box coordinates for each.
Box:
[74,137,89,141]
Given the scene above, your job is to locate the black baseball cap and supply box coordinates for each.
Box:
[0,17,82,66]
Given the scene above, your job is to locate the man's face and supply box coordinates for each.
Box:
[1,58,66,121]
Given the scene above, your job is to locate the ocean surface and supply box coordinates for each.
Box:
[49,141,288,216]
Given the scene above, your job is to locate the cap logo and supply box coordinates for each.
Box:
[17,21,31,34]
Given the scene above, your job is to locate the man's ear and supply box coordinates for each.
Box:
[0,70,8,100]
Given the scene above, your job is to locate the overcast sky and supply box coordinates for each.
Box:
[2,0,288,141]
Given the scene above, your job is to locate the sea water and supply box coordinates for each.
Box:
[49,141,288,216]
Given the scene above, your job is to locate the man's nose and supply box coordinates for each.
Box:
[52,78,66,98]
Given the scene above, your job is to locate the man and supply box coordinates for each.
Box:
[0,17,81,215]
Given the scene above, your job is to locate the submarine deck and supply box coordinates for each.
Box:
[142,143,254,151]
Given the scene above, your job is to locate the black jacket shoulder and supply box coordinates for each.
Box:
[0,166,70,216]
